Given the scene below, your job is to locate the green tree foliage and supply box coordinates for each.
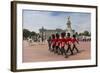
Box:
[79,30,91,36]
[23,29,37,40]
[30,31,37,36]
[23,29,31,39]
[83,31,90,36]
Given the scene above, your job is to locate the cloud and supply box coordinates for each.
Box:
[23,10,91,33]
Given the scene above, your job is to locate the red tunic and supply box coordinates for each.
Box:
[51,39,56,46]
[55,38,61,46]
[60,38,66,47]
[71,38,78,44]
[66,37,72,44]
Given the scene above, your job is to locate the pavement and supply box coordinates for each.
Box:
[22,40,91,63]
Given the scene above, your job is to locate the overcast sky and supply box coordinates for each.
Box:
[23,10,91,33]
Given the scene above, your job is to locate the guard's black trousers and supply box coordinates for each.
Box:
[72,44,79,53]
[52,45,55,52]
[61,46,66,55]
[66,44,73,55]
[55,46,62,54]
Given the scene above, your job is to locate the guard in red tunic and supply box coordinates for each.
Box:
[55,33,61,54]
[60,32,68,57]
[71,35,79,53]
[66,33,73,56]
[51,34,56,52]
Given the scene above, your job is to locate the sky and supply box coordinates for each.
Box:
[23,10,91,33]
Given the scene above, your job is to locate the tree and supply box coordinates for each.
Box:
[79,31,90,36]
[83,31,90,36]
[30,31,37,36]
[75,32,78,35]
[79,33,84,36]
[23,29,31,39]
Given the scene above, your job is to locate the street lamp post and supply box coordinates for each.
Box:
[41,27,44,42]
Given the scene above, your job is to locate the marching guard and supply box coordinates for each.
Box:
[60,32,68,57]
[66,33,73,56]
[71,35,79,53]
[55,33,61,54]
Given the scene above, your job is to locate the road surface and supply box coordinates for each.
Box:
[22,40,91,63]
